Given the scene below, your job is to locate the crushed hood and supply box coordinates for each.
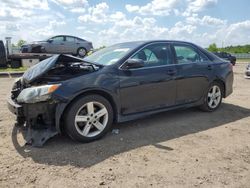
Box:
[22,54,101,84]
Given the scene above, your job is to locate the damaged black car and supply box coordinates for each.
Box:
[8,41,233,146]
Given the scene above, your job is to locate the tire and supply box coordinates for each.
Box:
[65,95,113,142]
[200,82,223,112]
[40,47,46,53]
[77,47,87,57]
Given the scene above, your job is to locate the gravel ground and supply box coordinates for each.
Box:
[0,63,249,188]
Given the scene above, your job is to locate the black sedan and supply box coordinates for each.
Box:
[8,40,234,146]
[214,52,236,66]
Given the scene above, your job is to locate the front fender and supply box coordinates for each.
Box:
[54,88,120,133]
[55,102,67,133]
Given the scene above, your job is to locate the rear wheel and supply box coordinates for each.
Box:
[65,95,113,142]
[77,47,87,57]
[200,82,223,112]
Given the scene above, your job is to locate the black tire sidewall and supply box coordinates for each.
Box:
[65,95,113,142]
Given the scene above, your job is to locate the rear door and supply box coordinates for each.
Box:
[172,43,212,105]
[119,42,177,115]
[65,36,77,54]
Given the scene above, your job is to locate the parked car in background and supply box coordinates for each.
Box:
[8,40,234,146]
[21,35,93,57]
[214,52,236,65]
[245,64,250,78]
[0,40,7,67]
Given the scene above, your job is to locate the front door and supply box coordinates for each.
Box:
[119,43,177,115]
[46,36,66,54]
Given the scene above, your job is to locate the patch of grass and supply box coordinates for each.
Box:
[237,58,250,63]
[0,67,28,72]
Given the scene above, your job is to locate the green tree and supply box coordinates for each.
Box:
[16,39,26,47]
[207,43,218,52]
[217,44,250,53]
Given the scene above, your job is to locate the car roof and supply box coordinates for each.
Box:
[110,40,203,53]
[113,40,200,47]
[51,35,86,41]
[132,40,220,61]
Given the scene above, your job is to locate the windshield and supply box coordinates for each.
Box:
[84,42,143,65]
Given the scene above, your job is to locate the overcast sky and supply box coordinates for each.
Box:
[0,0,250,48]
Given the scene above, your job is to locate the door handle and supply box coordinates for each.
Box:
[207,65,212,70]
[60,43,64,45]
[167,69,176,76]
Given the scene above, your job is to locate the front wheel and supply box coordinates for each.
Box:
[31,46,42,53]
[65,95,113,142]
[200,82,223,112]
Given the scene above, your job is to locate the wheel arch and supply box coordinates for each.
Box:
[212,79,226,98]
[56,89,118,133]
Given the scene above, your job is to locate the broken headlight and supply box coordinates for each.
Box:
[17,84,61,103]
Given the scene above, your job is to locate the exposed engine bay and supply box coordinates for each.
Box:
[33,62,97,83]
[22,54,101,85]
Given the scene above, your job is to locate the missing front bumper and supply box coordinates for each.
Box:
[7,97,23,116]
[7,98,59,147]
[25,126,58,147]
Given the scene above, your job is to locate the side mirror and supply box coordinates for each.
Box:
[125,59,144,69]
[47,39,53,43]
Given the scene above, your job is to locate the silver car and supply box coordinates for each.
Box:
[245,64,250,79]
[21,35,93,57]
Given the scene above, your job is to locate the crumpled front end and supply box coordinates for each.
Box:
[8,78,59,147]
[7,54,101,147]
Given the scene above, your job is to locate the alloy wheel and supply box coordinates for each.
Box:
[74,101,108,137]
[78,48,86,57]
[207,85,221,109]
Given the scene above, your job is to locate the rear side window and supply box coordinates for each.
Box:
[174,45,208,64]
[77,38,86,42]
[131,43,172,67]
[66,37,76,42]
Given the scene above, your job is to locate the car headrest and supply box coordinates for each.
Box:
[156,49,168,60]
[137,51,147,61]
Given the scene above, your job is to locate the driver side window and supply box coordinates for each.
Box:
[51,36,64,42]
[131,43,172,67]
